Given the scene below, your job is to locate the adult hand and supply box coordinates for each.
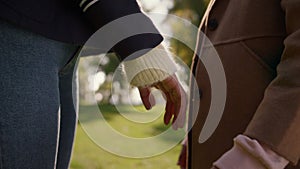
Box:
[138,75,187,130]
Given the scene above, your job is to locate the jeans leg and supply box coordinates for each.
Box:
[0,20,78,169]
[56,52,79,169]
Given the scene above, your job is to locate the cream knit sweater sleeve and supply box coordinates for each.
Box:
[122,44,178,87]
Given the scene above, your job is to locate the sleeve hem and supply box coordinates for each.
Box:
[213,135,289,169]
[122,44,177,87]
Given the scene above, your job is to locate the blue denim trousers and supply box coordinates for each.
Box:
[0,20,79,169]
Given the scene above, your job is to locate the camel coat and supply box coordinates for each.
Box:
[188,0,300,168]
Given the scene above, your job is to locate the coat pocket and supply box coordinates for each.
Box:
[239,36,284,73]
[239,41,273,73]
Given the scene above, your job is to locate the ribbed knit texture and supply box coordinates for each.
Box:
[122,44,177,87]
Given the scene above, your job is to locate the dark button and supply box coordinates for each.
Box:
[207,19,218,31]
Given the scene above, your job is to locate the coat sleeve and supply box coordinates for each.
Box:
[244,0,300,165]
[69,0,163,61]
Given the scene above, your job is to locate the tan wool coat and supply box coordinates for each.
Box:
[188,0,300,168]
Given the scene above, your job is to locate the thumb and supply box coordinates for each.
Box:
[138,87,155,110]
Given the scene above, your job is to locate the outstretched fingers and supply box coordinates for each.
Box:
[173,86,187,129]
[164,92,175,125]
[158,76,187,130]
[138,86,155,110]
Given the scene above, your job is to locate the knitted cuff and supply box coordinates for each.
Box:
[122,44,177,87]
[213,135,289,169]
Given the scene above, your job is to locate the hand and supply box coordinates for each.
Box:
[177,138,187,169]
[138,75,187,130]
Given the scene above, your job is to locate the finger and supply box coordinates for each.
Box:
[138,87,155,110]
[148,92,156,108]
[177,105,187,129]
[169,83,184,130]
[171,97,180,130]
[164,93,174,125]
[174,87,187,129]
[158,76,182,128]
[155,83,174,125]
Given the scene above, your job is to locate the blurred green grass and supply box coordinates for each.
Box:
[70,104,182,169]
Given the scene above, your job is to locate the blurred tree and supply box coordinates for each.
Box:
[171,0,209,25]
[169,0,209,66]
[139,0,209,66]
